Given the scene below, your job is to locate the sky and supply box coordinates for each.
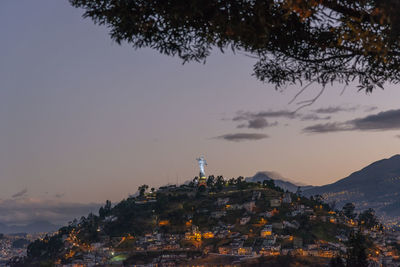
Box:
[1,0,400,224]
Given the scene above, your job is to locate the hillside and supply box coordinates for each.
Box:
[16,178,357,266]
[303,154,400,218]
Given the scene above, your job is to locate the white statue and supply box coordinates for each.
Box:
[196,156,207,177]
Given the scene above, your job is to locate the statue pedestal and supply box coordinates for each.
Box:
[198,176,207,187]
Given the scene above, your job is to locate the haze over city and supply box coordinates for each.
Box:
[2,0,400,225]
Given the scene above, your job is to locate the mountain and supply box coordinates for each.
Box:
[303,154,400,218]
[0,221,60,234]
[246,171,313,192]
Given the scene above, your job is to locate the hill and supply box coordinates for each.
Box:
[17,178,358,266]
[303,154,400,218]
[246,171,313,192]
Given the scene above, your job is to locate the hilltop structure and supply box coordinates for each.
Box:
[196,156,207,187]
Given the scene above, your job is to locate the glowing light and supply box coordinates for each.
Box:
[159,220,170,226]
[202,232,214,239]
[196,156,207,177]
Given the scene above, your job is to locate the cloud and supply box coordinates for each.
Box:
[300,114,331,121]
[311,105,379,114]
[364,106,378,112]
[12,189,28,198]
[232,110,294,129]
[55,193,64,199]
[233,110,296,121]
[303,122,350,133]
[237,118,278,129]
[233,109,332,123]
[312,106,358,114]
[227,105,381,133]
[0,198,100,225]
[216,133,269,142]
[230,109,333,131]
[303,109,400,133]
[351,109,400,130]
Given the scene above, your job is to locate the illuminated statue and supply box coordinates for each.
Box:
[196,156,207,178]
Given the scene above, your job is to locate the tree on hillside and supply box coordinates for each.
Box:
[314,194,324,204]
[345,231,368,267]
[328,200,337,212]
[358,208,378,228]
[215,175,225,191]
[70,0,400,99]
[236,176,246,189]
[342,202,357,220]
[329,256,345,267]
[207,175,215,187]
[263,179,275,189]
[99,200,112,218]
[296,186,302,196]
[138,184,149,197]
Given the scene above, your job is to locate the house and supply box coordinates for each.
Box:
[211,211,226,219]
[282,193,292,203]
[199,208,209,213]
[309,215,317,220]
[259,245,281,256]
[164,243,180,250]
[185,226,201,241]
[252,191,262,200]
[231,238,244,247]
[262,235,276,246]
[243,201,256,212]
[281,248,294,255]
[293,237,303,249]
[383,256,394,265]
[303,249,319,257]
[147,244,160,251]
[91,242,103,250]
[237,247,253,255]
[240,216,251,225]
[259,210,274,218]
[226,203,242,210]
[272,222,284,230]
[217,197,229,206]
[297,204,305,209]
[261,225,273,237]
[308,244,318,250]
[270,199,281,207]
[291,210,302,217]
[283,220,299,229]
[218,246,232,255]
[304,208,314,213]
[318,250,339,258]
[202,232,214,239]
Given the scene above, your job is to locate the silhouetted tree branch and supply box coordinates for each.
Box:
[70,0,400,94]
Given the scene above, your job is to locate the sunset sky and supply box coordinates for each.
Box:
[2,0,400,221]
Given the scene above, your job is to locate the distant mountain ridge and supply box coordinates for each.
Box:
[246,171,313,192]
[303,154,400,218]
[0,221,60,234]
